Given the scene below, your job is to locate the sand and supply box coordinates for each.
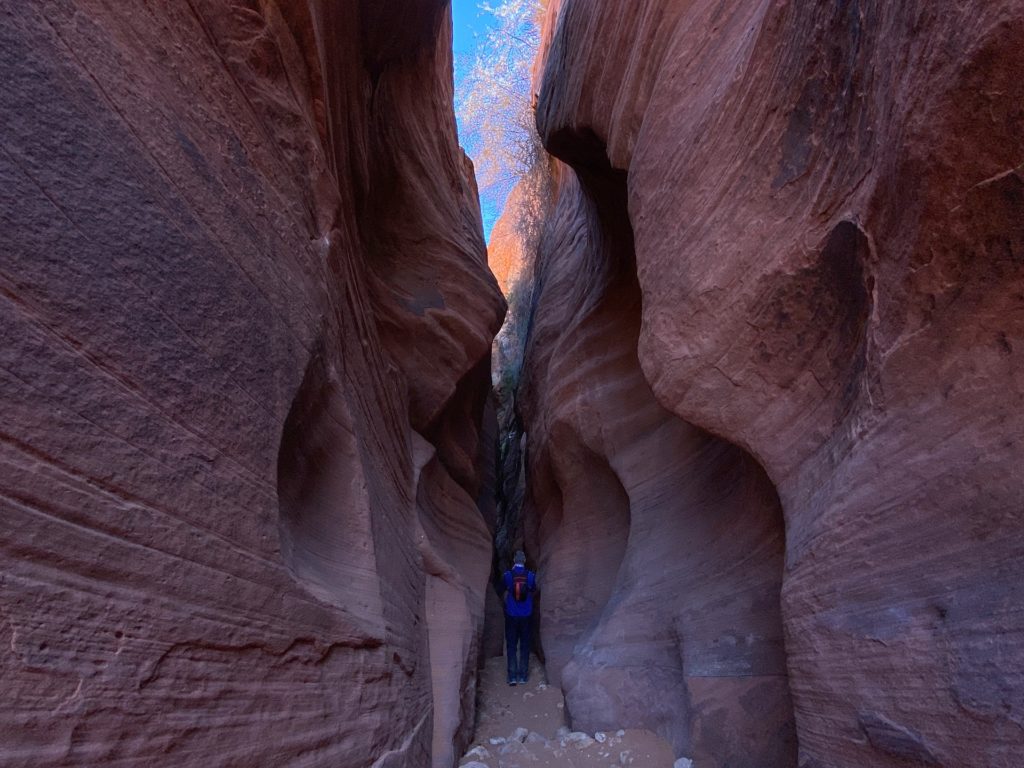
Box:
[460,655,678,768]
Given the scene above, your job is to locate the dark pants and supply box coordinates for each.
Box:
[505,614,531,682]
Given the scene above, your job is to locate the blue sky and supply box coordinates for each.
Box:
[452,0,491,62]
[451,0,503,239]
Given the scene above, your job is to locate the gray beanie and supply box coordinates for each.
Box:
[513,550,526,565]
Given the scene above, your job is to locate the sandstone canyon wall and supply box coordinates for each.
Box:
[517,1,1024,766]
[518,163,796,766]
[1,2,503,766]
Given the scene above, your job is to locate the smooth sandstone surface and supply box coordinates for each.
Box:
[1,1,503,766]
[522,1,1024,767]
[518,165,796,767]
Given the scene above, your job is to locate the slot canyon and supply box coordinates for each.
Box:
[1,1,1022,767]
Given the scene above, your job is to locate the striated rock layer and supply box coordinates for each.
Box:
[521,1,1024,767]
[520,162,796,767]
[0,2,503,767]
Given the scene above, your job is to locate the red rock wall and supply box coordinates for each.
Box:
[0,2,503,766]
[524,1,1024,766]
[520,163,796,766]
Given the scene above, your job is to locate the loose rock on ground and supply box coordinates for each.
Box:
[460,655,677,767]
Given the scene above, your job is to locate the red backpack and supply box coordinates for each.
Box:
[512,570,530,602]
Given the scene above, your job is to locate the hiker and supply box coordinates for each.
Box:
[502,549,538,685]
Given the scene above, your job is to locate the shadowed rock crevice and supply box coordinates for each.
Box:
[751,219,872,403]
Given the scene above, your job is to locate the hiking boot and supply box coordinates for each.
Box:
[507,679,517,686]
[518,676,527,684]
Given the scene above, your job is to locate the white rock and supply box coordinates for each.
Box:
[461,763,489,768]
[463,746,491,761]
[566,731,596,749]
[498,740,527,757]
[616,730,625,738]
[510,727,529,743]
[674,759,695,768]
[595,731,607,743]
[488,736,506,746]
[526,731,547,745]
[555,726,571,739]
[619,750,632,766]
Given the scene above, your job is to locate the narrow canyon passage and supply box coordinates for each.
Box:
[476,147,797,767]
[1,1,1022,768]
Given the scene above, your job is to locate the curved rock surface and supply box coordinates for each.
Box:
[519,164,796,767]
[1,1,503,766]
[521,1,1024,767]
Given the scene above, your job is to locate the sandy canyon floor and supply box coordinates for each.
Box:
[460,656,678,768]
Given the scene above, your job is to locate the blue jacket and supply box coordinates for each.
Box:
[503,565,537,617]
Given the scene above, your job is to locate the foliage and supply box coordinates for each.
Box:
[456,0,546,210]
[458,0,551,399]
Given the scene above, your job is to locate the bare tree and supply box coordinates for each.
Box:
[458,0,551,397]
[456,0,546,210]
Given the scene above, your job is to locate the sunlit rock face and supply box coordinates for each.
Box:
[523,1,1024,766]
[0,2,503,767]
[489,183,532,297]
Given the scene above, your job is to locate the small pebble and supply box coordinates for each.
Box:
[462,745,491,761]
[499,740,527,757]
[595,731,607,743]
